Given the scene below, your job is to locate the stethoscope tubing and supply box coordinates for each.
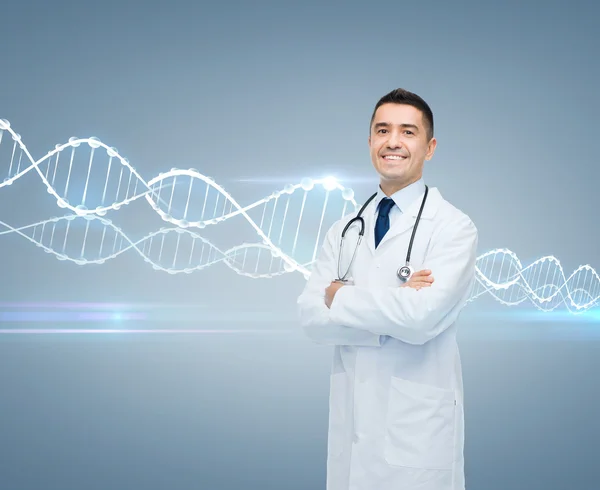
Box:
[336,186,429,282]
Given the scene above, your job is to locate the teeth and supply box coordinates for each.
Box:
[384,155,404,160]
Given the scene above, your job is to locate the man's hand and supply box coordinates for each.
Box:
[325,281,345,308]
[401,269,434,290]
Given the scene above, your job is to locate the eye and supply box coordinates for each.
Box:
[377,129,388,134]
[404,130,414,135]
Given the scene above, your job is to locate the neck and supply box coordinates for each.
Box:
[379,176,421,196]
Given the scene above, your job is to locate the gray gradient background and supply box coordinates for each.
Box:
[1,1,599,489]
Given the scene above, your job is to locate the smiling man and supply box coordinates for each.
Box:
[298,88,478,490]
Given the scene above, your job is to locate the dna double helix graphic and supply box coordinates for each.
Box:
[0,118,357,279]
[0,118,598,313]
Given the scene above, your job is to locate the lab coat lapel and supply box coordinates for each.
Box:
[376,187,441,250]
[377,212,416,249]
[364,201,377,256]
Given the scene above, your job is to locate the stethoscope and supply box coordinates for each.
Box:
[336,185,429,283]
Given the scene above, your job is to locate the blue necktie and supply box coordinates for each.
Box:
[375,197,395,248]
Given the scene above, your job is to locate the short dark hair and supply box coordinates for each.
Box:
[370,88,434,140]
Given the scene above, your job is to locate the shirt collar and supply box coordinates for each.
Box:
[373,178,426,215]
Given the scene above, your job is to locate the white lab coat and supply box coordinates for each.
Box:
[297,186,478,490]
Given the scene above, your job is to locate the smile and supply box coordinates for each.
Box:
[382,155,406,160]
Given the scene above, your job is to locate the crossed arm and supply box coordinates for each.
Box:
[324,269,433,308]
[296,215,478,346]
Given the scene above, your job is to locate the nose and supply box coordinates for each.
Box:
[386,130,403,149]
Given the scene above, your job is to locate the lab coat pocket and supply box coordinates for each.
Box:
[384,376,456,470]
[327,372,348,458]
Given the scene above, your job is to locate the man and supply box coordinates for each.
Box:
[297,88,478,490]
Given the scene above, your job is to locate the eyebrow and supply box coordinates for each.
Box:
[374,122,420,131]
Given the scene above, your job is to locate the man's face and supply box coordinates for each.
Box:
[368,103,437,191]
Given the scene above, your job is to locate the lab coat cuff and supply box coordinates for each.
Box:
[329,284,409,341]
[328,292,383,346]
[329,284,358,325]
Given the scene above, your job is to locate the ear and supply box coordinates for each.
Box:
[425,137,437,160]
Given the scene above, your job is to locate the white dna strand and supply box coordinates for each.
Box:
[0,118,359,278]
[470,249,599,313]
[0,119,597,312]
[0,213,598,313]
[0,214,294,278]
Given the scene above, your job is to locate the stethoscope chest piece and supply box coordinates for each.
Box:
[397,265,413,282]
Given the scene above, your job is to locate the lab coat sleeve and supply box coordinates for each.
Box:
[296,222,383,347]
[328,214,478,345]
